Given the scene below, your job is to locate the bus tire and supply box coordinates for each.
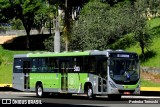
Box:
[36,84,44,98]
[87,86,95,99]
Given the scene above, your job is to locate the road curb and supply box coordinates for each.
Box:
[0,84,12,88]
[140,87,160,91]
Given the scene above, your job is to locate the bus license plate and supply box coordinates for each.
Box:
[124,92,130,95]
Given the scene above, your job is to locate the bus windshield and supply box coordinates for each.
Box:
[109,59,139,84]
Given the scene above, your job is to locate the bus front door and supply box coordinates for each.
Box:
[23,61,30,90]
[97,58,107,93]
[60,59,70,92]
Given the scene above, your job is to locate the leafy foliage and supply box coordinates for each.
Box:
[70,1,134,51]
[70,0,152,56]
[0,0,42,48]
[110,33,136,49]
[10,18,24,30]
[132,0,152,56]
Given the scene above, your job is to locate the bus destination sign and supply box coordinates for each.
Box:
[117,54,130,58]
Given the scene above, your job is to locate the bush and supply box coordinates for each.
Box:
[43,35,65,52]
[109,33,136,49]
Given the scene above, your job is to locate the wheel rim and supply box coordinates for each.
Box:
[88,88,92,98]
[38,86,42,96]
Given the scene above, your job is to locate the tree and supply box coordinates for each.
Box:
[70,0,152,55]
[0,0,42,49]
[44,0,90,52]
[132,0,152,57]
[70,1,135,51]
[146,0,160,17]
[0,0,14,22]
[10,18,24,30]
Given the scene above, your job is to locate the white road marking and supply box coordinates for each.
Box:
[0,92,35,95]
[122,96,160,99]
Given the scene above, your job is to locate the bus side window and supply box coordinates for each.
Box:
[84,56,95,73]
[47,58,58,72]
[37,58,47,73]
[14,58,23,73]
[72,57,83,72]
[90,61,95,73]
[96,58,107,78]
[31,58,37,72]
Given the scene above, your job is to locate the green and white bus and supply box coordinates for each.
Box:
[12,49,140,99]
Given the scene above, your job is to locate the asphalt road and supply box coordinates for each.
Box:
[0,88,160,107]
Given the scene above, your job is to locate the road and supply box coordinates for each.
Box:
[0,90,160,107]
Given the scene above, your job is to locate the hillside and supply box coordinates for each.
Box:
[126,18,160,67]
[126,17,160,87]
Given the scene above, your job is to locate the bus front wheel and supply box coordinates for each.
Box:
[36,84,44,97]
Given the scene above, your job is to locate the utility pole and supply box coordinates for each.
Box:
[54,4,60,53]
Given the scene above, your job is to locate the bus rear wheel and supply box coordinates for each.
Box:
[87,86,95,99]
[36,84,44,97]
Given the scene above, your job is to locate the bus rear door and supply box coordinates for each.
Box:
[23,61,31,91]
[59,58,70,92]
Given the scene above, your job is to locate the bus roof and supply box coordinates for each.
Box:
[14,50,137,58]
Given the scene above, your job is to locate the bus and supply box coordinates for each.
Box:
[12,49,140,99]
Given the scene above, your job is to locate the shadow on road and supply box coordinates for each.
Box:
[0,87,21,92]
[140,91,160,96]
[19,93,148,102]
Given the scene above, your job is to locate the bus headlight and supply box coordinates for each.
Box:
[109,81,117,88]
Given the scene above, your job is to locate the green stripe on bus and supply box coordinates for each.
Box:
[123,82,139,89]
[27,52,90,57]
[30,73,88,90]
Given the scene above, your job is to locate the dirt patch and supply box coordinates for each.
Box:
[0,35,17,44]
[141,71,160,83]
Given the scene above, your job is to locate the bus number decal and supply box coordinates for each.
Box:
[74,65,80,72]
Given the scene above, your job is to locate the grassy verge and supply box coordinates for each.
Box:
[141,78,160,87]
[0,46,31,84]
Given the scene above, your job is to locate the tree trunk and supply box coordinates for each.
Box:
[26,29,30,49]
[65,39,68,52]
[140,40,145,60]
[22,18,32,49]
[64,0,70,52]
[54,17,60,53]
[49,19,52,35]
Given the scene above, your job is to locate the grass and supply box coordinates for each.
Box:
[147,17,160,29]
[141,78,160,87]
[126,17,160,87]
[0,46,31,84]
[126,18,160,67]
[126,38,160,67]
